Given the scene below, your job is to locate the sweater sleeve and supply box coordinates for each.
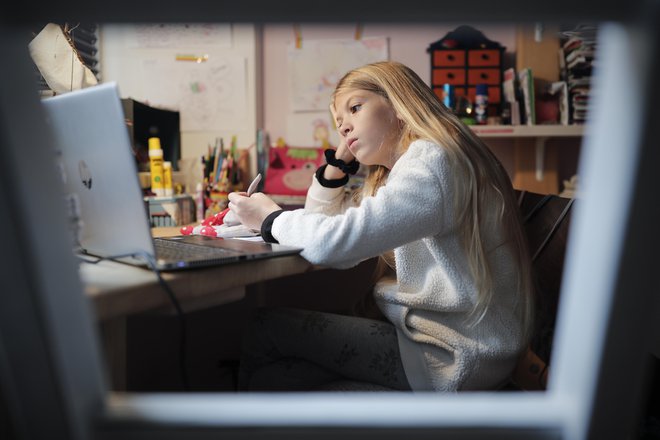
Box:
[271,141,455,268]
[303,167,358,216]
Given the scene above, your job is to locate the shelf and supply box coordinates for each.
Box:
[470,124,584,138]
[470,124,584,187]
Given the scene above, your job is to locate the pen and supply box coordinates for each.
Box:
[191,173,263,232]
[246,173,262,196]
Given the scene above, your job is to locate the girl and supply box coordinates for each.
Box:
[227,61,533,392]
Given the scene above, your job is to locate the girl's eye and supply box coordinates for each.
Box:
[350,104,362,113]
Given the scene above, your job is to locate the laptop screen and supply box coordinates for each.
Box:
[42,82,156,259]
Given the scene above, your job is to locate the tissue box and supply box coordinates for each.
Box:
[145,194,195,227]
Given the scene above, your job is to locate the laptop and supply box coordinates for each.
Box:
[41,82,302,271]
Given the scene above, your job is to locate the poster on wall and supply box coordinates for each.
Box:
[139,54,248,132]
[285,112,341,148]
[125,23,232,49]
[102,24,246,132]
[288,37,389,112]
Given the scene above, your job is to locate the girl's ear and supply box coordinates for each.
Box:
[393,109,405,123]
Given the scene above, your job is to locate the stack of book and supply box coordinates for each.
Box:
[559,24,598,124]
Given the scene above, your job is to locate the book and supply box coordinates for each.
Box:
[560,23,598,123]
[518,68,536,126]
[540,81,570,126]
[503,68,521,125]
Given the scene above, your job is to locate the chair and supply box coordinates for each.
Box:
[510,190,575,391]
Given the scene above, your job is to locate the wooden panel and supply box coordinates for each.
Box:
[512,24,564,195]
[515,24,561,84]
[512,139,559,194]
[433,50,465,67]
[84,255,312,321]
[468,49,500,66]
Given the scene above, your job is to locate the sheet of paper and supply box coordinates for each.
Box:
[288,37,389,112]
[234,236,266,242]
[125,23,232,49]
[101,24,247,132]
[285,112,341,147]
[140,54,248,131]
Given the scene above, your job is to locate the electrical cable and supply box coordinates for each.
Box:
[78,251,191,391]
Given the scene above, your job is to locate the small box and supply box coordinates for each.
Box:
[427,25,505,110]
[144,194,195,228]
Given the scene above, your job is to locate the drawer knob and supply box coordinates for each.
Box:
[481,54,489,60]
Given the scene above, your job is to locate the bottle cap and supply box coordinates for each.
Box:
[476,84,488,95]
[148,137,162,151]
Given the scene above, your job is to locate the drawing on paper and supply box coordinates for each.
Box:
[288,37,389,112]
[127,23,232,49]
[140,55,247,132]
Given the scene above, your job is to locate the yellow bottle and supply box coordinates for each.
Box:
[148,137,165,197]
[163,161,173,197]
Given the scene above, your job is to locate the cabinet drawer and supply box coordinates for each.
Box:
[468,49,500,66]
[433,50,465,67]
[467,68,500,85]
[432,69,466,85]
[467,86,501,104]
[453,87,470,102]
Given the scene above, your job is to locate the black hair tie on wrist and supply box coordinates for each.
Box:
[324,149,360,175]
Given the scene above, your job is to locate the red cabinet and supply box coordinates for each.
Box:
[427,26,505,112]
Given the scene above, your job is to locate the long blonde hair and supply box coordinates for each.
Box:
[333,61,533,337]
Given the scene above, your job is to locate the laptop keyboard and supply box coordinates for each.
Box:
[154,238,233,261]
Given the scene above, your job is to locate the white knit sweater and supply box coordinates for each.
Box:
[270,140,526,391]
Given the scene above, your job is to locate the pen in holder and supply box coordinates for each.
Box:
[201,136,250,218]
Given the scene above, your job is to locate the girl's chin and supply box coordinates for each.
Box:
[356,157,375,167]
[351,149,378,167]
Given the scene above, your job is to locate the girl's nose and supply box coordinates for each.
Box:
[341,122,352,135]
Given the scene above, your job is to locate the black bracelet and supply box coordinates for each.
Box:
[324,149,360,175]
[315,164,349,188]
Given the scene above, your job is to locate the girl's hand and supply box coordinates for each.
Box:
[330,105,355,163]
[334,135,355,164]
[227,192,281,231]
[327,105,356,179]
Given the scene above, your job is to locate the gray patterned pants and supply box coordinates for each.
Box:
[238,307,412,391]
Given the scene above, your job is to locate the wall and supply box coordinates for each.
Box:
[261,22,515,144]
[259,22,535,178]
[100,24,259,166]
[100,22,581,189]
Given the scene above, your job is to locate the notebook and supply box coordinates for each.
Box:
[41,82,303,271]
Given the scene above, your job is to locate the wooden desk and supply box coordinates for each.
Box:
[82,227,312,389]
[83,253,312,321]
[82,226,312,321]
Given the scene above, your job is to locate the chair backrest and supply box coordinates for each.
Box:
[512,190,574,389]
